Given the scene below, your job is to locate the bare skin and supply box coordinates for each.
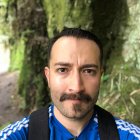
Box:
[45,37,103,136]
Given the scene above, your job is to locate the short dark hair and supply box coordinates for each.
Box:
[47,27,103,66]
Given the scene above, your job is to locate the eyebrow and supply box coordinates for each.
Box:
[54,62,98,69]
[54,62,72,67]
[80,64,98,69]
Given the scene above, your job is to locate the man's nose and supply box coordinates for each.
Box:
[68,71,85,93]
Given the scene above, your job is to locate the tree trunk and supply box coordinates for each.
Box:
[14,0,50,113]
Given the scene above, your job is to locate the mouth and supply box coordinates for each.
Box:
[64,99,84,105]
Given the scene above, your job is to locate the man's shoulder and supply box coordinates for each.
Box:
[115,118,140,139]
[0,117,29,140]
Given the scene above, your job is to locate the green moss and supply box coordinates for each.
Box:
[43,0,69,37]
[9,38,25,71]
[18,59,32,96]
[34,75,49,107]
[43,0,94,37]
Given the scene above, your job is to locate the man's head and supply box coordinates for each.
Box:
[45,28,103,120]
[47,28,103,67]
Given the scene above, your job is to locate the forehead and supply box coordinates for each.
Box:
[52,36,100,53]
[50,36,100,65]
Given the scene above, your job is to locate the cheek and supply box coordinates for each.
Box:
[85,78,101,93]
[49,77,61,101]
[49,73,67,94]
[50,77,62,88]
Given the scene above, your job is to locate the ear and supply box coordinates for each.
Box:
[44,66,50,87]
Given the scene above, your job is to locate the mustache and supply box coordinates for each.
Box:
[60,92,92,102]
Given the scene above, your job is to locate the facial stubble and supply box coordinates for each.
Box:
[53,92,97,120]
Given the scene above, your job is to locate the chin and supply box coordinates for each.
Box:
[63,104,93,120]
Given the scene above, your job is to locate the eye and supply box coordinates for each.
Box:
[56,68,68,73]
[82,69,96,76]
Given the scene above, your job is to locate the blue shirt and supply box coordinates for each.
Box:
[0,105,140,140]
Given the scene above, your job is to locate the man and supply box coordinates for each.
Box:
[0,28,140,140]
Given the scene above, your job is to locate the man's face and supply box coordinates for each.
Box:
[45,37,103,120]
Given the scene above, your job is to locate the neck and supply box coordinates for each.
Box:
[53,106,94,136]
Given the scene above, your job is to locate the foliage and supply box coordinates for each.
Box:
[0,0,11,35]
[0,0,24,71]
[98,42,140,126]
[0,122,10,130]
[98,64,140,124]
